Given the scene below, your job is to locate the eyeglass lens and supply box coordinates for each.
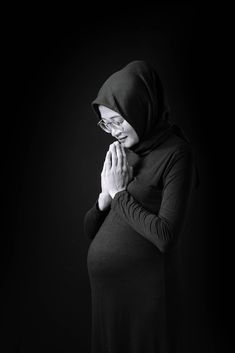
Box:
[99,121,123,132]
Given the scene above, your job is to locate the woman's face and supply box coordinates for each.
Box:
[98,105,139,148]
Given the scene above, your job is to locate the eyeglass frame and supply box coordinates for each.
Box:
[97,118,125,133]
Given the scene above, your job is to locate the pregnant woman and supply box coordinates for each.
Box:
[84,60,199,353]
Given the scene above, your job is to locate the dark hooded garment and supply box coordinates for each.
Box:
[84,61,200,353]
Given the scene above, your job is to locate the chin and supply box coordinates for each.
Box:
[123,139,136,148]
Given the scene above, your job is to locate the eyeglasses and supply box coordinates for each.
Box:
[97,119,125,133]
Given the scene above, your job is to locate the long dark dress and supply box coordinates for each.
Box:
[84,133,196,353]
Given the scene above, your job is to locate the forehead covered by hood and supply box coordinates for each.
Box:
[91,60,168,142]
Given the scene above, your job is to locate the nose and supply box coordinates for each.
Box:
[111,128,122,139]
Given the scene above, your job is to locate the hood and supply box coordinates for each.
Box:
[91,60,200,188]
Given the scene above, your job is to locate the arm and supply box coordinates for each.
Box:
[83,194,111,240]
[110,147,195,253]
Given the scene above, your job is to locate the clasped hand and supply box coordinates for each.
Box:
[101,141,133,199]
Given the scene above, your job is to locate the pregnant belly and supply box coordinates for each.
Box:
[87,211,163,282]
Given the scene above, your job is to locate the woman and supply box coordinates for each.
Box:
[84,60,199,353]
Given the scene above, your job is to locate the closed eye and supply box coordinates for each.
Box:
[102,116,124,124]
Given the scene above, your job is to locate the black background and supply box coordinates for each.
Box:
[3,2,233,352]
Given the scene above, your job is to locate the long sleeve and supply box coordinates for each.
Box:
[111,147,195,253]
[83,199,110,240]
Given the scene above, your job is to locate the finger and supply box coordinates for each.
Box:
[115,142,123,169]
[120,143,127,169]
[120,143,126,158]
[110,144,117,168]
[120,143,126,155]
[104,150,111,171]
[102,151,109,170]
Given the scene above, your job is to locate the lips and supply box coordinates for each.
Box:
[118,136,127,141]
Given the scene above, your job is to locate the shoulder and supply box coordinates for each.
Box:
[162,144,195,185]
[154,136,195,179]
[149,134,194,162]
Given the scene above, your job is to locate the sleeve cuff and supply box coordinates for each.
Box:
[111,189,128,209]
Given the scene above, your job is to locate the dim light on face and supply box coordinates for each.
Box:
[98,105,139,148]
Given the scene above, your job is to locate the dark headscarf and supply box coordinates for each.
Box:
[91,60,200,189]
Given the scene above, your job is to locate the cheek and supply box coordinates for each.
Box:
[123,123,138,141]
[125,126,134,136]
[129,130,138,142]
[127,133,137,145]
